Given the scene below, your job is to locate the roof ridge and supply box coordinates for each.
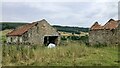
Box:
[102,19,118,30]
[108,18,115,22]
[91,22,99,28]
[91,19,120,30]
[90,22,103,30]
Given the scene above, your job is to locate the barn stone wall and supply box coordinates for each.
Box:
[116,25,120,44]
[7,36,23,44]
[24,20,60,45]
[6,20,60,45]
[89,29,119,45]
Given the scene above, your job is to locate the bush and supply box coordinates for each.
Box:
[1,36,6,44]
[2,45,35,65]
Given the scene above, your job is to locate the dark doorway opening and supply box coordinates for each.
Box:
[44,36,58,46]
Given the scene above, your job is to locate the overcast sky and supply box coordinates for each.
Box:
[1,0,119,27]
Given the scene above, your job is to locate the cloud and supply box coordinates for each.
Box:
[1,2,118,27]
[1,0,119,2]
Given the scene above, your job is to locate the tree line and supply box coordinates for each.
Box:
[0,23,89,34]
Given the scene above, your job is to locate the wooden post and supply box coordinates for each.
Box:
[47,36,49,45]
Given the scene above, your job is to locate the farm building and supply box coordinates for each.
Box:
[6,19,60,46]
[89,19,120,45]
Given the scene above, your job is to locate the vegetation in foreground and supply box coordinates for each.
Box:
[0,29,119,66]
[2,41,119,66]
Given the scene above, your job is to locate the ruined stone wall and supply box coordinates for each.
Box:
[116,25,120,45]
[89,30,106,45]
[89,29,118,45]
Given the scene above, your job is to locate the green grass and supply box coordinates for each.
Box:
[2,41,119,66]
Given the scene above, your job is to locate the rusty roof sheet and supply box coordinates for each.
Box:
[91,19,120,30]
[90,22,103,30]
[103,19,119,30]
[7,22,37,36]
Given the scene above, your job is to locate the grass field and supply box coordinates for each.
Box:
[0,30,119,66]
[2,41,119,66]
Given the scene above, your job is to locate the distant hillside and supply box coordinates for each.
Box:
[0,22,28,30]
[0,22,89,33]
[53,25,89,34]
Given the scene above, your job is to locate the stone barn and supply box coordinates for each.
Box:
[6,19,60,46]
[89,19,120,45]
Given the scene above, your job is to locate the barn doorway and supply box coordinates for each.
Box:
[44,36,58,46]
